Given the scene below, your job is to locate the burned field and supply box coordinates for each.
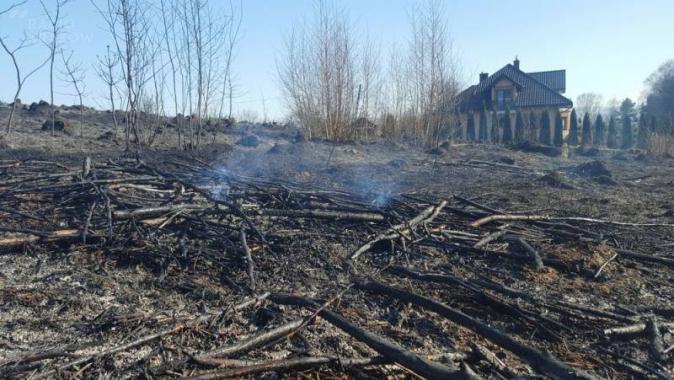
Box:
[1,142,674,379]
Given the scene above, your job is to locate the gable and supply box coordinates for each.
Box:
[457,64,573,110]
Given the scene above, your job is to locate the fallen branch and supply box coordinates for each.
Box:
[269,293,468,379]
[349,200,447,262]
[353,279,597,380]
[471,213,674,228]
[240,226,256,291]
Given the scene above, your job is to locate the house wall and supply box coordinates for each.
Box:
[458,106,572,142]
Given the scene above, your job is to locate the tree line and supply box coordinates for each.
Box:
[0,0,242,151]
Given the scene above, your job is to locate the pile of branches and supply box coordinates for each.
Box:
[1,156,673,379]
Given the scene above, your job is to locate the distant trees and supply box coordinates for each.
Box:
[528,110,537,143]
[620,98,636,149]
[621,114,633,149]
[514,110,524,144]
[553,110,563,147]
[581,113,592,148]
[281,0,460,146]
[575,92,604,120]
[638,113,649,149]
[568,109,578,146]
[279,1,378,141]
[594,114,605,146]
[644,60,674,118]
[607,116,618,148]
[539,110,551,145]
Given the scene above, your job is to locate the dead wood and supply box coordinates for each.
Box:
[353,279,597,380]
[472,213,674,228]
[269,293,469,379]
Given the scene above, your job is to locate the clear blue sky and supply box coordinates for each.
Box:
[0,0,672,120]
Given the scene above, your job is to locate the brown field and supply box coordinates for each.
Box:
[1,106,674,379]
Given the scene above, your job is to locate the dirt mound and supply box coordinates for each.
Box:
[41,119,72,135]
[512,141,560,157]
[266,143,286,154]
[28,100,51,115]
[571,160,615,185]
[426,146,448,156]
[576,147,601,157]
[237,134,260,147]
[538,171,574,189]
[98,131,115,141]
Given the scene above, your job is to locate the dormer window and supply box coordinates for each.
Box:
[495,89,513,110]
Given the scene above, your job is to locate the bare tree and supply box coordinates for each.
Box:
[0,1,26,16]
[39,0,71,136]
[95,45,122,137]
[91,0,154,150]
[279,0,376,142]
[0,35,50,134]
[404,0,461,146]
[575,92,604,120]
[61,49,87,137]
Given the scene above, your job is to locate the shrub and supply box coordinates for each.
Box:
[581,113,592,148]
[567,109,578,146]
[594,114,605,146]
[553,110,564,147]
[539,110,551,145]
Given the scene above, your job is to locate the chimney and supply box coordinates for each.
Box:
[479,72,488,83]
[513,56,520,70]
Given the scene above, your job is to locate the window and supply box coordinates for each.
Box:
[495,89,513,110]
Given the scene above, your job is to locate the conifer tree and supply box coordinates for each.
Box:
[502,106,513,143]
[649,115,657,134]
[637,113,648,149]
[621,114,633,149]
[478,103,488,142]
[490,109,499,144]
[529,111,537,143]
[553,110,564,147]
[466,112,475,142]
[514,110,525,144]
[581,113,592,148]
[539,110,551,145]
[607,116,618,148]
[594,114,605,146]
[568,109,579,146]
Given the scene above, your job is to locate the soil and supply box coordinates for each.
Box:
[1,105,674,378]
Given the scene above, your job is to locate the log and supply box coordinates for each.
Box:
[269,293,467,379]
[471,213,674,228]
[349,200,447,262]
[353,279,597,380]
[240,227,256,291]
[259,208,384,222]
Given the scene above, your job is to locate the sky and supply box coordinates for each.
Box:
[0,0,672,120]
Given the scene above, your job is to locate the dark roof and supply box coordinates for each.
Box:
[527,70,566,92]
[457,64,573,111]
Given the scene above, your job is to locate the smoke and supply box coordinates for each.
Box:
[212,131,403,209]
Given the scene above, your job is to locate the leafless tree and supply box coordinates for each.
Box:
[279,0,379,142]
[404,0,461,146]
[39,0,71,136]
[61,49,87,137]
[0,35,50,134]
[0,1,26,17]
[575,92,604,120]
[91,0,154,150]
[95,45,122,137]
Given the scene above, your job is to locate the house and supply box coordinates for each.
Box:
[456,58,573,142]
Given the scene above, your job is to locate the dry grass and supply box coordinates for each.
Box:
[647,133,674,156]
